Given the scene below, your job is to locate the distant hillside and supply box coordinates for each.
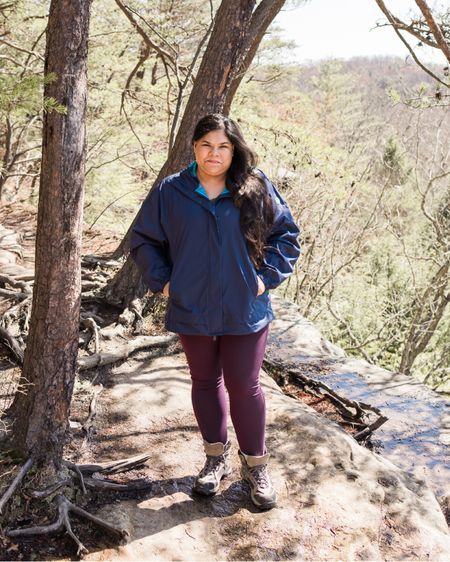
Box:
[295,55,442,98]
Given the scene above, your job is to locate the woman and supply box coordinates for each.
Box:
[130,113,301,510]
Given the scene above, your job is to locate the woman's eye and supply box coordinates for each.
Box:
[201,146,231,150]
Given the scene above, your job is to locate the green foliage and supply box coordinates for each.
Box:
[0,72,65,117]
[4,1,449,390]
[381,136,411,186]
[388,88,401,103]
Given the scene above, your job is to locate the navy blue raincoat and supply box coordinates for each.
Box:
[130,162,301,336]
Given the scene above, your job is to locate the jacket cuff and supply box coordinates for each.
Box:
[143,271,171,294]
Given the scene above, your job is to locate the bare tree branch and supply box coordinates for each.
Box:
[0,38,44,61]
[374,0,449,88]
[414,0,450,64]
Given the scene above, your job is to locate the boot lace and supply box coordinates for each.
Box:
[199,454,224,477]
[249,464,270,489]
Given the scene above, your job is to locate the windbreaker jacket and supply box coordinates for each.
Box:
[130,163,301,336]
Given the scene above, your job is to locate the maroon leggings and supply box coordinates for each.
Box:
[178,324,269,457]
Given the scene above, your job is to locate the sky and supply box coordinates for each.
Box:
[274,0,448,66]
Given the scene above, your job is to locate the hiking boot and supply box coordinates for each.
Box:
[193,440,232,496]
[238,450,277,510]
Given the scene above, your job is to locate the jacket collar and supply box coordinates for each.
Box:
[188,161,230,196]
[169,162,231,212]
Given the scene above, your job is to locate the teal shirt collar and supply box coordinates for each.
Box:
[188,161,230,199]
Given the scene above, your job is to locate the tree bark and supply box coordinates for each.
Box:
[414,0,450,64]
[107,0,287,307]
[9,0,91,470]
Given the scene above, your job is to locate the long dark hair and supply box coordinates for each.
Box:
[192,113,275,267]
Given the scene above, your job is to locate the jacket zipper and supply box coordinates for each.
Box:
[212,201,222,333]
[212,203,221,241]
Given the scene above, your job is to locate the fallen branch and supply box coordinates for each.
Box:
[354,414,389,442]
[83,476,151,491]
[26,453,152,499]
[76,453,151,475]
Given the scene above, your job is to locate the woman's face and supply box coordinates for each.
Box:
[193,129,234,179]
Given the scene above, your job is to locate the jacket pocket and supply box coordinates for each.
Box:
[167,266,207,314]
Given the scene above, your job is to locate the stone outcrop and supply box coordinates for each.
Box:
[84,309,450,561]
[268,295,450,502]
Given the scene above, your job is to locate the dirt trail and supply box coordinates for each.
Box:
[73,339,450,561]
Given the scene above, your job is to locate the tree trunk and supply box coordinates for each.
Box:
[222,0,287,114]
[9,0,91,472]
[107,0,286,307]
[399,260,450,376]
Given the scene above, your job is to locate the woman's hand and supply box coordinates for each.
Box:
[163,281,170,297]
[256,276,266,296]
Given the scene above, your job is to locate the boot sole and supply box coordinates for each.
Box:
[250,492,277,510]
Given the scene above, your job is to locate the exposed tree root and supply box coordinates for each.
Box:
[264,358,388,443]
[129,298,145,333]
[66,461,87,494]
[78,385,103,448]
[24,454,152,499]
[81,280,106,292]
[2,294,31,317]
[77,334,177,371]
[1,453,151,555]
[0,274,32,294]
[25,478,73,499]
[0,324,24,364]
[25,473,151,498]
[80,310,104,326]
[81,317,101,354]
[0,456,34,514]
[100,323,126,340]
[81,270,111,283]
[0,288,29,301]
[81,254,122,269]
[6,493,129,557]
[0,257,159,375]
